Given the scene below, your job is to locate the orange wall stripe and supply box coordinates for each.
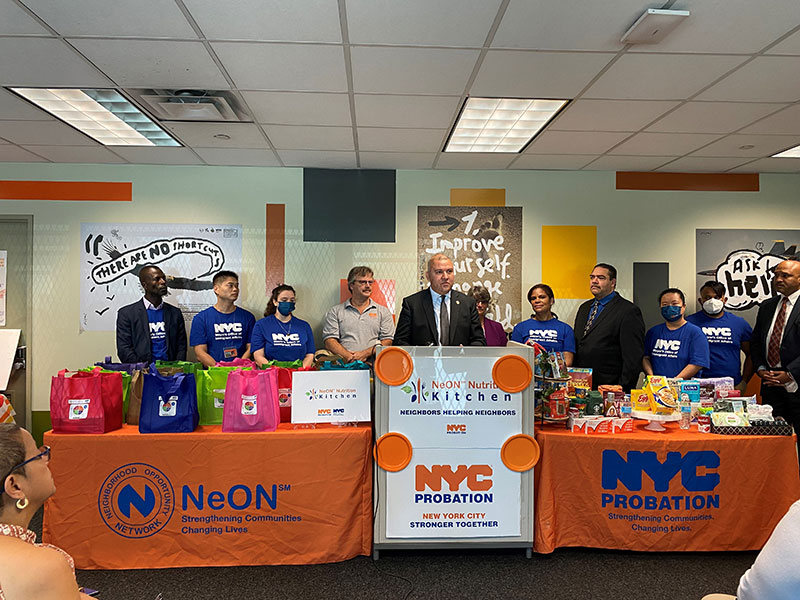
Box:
[0,180,132,201]
[616,172,759,192]
[450,188,506,206]
[265,203,286,295]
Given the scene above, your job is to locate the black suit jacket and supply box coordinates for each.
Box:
[750,294,800,383]
[116,299,187,363]
[573,293,645,391]
[393,289,486,346]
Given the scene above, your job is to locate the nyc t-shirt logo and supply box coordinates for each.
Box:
[653,339,681,358]
[701,327,733,344]
[272,333,301,347]
[214,322,243,341]
[149,321,166,339]
[528,329,557,340]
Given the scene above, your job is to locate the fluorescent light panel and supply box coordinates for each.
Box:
[772,145,800,158]
[10,88,180,147]
[445,97,568,153]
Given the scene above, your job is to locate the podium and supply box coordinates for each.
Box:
[372,345,537,558]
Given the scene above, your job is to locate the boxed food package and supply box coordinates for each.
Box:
[631,389,652,412]
[567,367,592,396]
[569,415,612,434]
[644,376,679,415]
[712,412,750,427]
[611,417,634,433]
[585,390,605,416]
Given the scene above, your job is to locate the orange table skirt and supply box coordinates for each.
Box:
[43,424,373,569]
[534,421,800,554]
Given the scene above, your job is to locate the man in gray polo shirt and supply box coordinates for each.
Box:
[323,266,394,363]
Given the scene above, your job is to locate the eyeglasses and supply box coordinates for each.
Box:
[354,280,374,286]
[1,446,50,493]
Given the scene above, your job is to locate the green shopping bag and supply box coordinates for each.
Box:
[155,360,202,375]
[81,367,131,421]
[259,359,303,369]
[197,366,250,425]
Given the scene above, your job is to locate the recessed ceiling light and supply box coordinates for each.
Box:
[444,97,569,153]
[620,9,690,44]
[9,88,180,147]
[213,133,231,140]
[772,145,800,158]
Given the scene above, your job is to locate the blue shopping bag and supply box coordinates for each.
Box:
[139,365,199,433]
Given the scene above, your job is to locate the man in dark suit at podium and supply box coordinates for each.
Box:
[573,263,644,391]
[751,259,800,458]
[393,254,486,347]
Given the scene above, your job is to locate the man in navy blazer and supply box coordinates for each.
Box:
[751,259,800,456]
[116,265,187,363]
[573,263,645,391]
[393,254,486,347]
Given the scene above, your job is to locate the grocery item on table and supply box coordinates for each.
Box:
[631,389,651,412]
[644,375,679,415]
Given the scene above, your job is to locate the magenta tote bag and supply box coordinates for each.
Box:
[221,368,279,432]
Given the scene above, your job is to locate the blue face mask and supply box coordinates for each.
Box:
[661,305,682,322]
[277,301,295,316]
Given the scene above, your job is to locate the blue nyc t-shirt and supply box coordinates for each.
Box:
[147,306,168,361]
[510,317,576,353]
[645,322,710,378]
[686,311,753,384]
[250,315,315,363]
[190,306,256,362]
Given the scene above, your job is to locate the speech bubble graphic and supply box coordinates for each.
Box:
[715,249,783,310]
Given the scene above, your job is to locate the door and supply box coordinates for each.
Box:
[0,216,32,428]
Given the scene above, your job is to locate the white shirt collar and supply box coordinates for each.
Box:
[781,288,800,308]
[143,297,163,310]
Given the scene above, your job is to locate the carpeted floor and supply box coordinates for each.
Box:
[30,509,751,600]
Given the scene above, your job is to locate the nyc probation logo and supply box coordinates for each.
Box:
[98,463,175,538]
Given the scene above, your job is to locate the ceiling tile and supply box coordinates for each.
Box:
[351,47,479,95]
[0,38,111,87]
[347,0,501,46]
[646,102,786,134]
[263,124,354,150]
[110,147,204,165]
[656,156,753,172]
[24,0,197,38]
[696,57,800,102]
[0,138,7,145]
[70,39,228,89]
[355,95,460,128]
[184,0,341,42]
[0,89,54,120]
[20,145,125,163]
[194,148,281,166]
[359,152,436,169]
[729,158,800,173]
[551,100,679,132]
[242,91,351,126]
[582,155,677,171]
[358,128,446,152]
[608,132,722,156]
[0,120,97,145]
[739,106,800,135]
[509,154,597,170]
[583,54,747,100]
[213,42,347,91]
[471,51,614,98]
[492,0,647,51]
[0,146,47,162]
[629,0,799,54]
[277,149,356,168]
[163,122,269,148]
[0,1,50,34]
[525,131,630,155]
[767,30,800,55]
[690,134,800,158]
[435,153,515,169]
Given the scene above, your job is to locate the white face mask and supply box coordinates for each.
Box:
[702,298,724,315]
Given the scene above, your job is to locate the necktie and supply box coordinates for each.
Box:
[583,300,599,336]
[767,297,789,368]
[439,295,449,345]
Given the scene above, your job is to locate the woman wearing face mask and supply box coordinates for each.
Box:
[251,284,315,368]
[511,284,575,366]
[643,287,710,379]
[686,280,754,391]
[0,424,94,599]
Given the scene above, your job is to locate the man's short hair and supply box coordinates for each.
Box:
[700,280,726,298]
[213,270,238,286]
[594,263,617,281]
[138,264,162,284]
[658,287,686,305]
[347,266,373,286]
[427,253,453,271]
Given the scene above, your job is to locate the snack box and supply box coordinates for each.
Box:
[611,417,634,433]
[569,415,612,434]
[631,389,651,412]
[567,367,592,395]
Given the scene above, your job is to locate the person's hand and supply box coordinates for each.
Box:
[759,369,790,386]
[351,349,372,363]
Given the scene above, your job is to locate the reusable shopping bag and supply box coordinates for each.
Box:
[155,360,202,375]
[94,356,148,374]
[139,365,199,433]
[222,368,279,432]
[197,366,243,425]
[215,357,258,369]
[261,360,312,422]
[81,366,131,422]
[126,369,145,426]
[50,369,123,434]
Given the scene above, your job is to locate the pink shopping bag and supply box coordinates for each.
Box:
[50,369,117,434]
[215,357,258,369]
[222,368,279,432]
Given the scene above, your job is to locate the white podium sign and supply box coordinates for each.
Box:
[291,370,371,423]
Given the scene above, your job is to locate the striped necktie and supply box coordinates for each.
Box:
[583,300,599,336]
[767,297,789,368]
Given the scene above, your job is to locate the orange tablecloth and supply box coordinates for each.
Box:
[534,421,800,554]
[43,424,373,569]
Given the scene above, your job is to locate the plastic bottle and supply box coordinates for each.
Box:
[679,395,691,430]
